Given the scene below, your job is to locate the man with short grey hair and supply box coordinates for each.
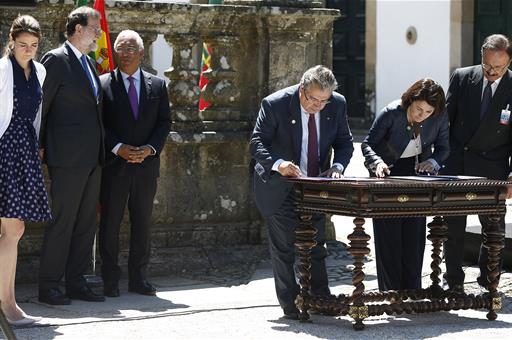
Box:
[98,29,171,297]
[250,65,354,319]
[443,33,512,293]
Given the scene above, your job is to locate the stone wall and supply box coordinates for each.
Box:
[0,0,339,282]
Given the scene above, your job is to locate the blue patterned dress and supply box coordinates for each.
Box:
[0,57,51,222]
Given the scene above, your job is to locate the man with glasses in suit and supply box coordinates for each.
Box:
[250,65,354,319]
[98,30,171,298]
[443,34,512,294]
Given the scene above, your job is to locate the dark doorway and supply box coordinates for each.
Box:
[327,0,367,129]
[474,0,512,64]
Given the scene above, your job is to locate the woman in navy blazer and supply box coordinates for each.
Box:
[361,78,449,292]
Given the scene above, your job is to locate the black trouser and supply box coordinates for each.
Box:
[98,169,157,285]
[444,214,505,287]
[373,217,426,291]
[372,155,426,291]
[39,165,101,292]
[266,193,329,312]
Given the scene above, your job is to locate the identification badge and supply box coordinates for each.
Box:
[500,104,510,125]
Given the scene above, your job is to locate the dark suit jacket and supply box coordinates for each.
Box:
[250,84,354,217]
[100,68,171,178]
[361,100,450,171]
[443,65,512,180]
[41,43,104,167]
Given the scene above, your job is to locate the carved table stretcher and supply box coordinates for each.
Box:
[288,177,509,330]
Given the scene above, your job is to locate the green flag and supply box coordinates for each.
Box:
[76,0,88,6]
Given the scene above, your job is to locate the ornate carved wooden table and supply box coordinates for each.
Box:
[288,176,508,330]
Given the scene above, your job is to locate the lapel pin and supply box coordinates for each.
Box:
[291,119,296,124]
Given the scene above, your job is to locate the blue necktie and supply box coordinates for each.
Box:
[80,55,97,98]
[480,81,493,119]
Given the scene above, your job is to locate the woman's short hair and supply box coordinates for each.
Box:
[401,78,446,116]
[4,15,41,57]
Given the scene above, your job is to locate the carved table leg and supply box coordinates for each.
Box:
[426,216,448,297]
[347,217,370,330]
[295,212,317,322]
[482,215,505,321]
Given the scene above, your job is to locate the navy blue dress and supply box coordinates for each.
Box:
[0,57,51,222]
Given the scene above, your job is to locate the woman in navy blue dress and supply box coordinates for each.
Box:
[361,78,449,292]
[0,15,50,326]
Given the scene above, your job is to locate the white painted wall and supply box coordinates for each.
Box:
[151,34,173,83]
[376,0,451,113]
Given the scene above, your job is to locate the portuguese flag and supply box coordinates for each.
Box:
[198,42,213,111]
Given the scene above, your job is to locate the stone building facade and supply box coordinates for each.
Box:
[0,0,339,281]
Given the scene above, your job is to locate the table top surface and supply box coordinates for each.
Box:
[288,176,511,189]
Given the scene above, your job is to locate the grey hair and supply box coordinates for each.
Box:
[300,65,338,92]
[481,34,512,59]
[114,30,144,50]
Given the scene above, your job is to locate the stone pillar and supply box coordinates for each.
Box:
[164,35,201,130]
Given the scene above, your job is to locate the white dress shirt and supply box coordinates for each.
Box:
[66,41,99,98]
[272,105,343,176]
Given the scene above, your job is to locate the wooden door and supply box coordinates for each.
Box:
[327,0,367,128]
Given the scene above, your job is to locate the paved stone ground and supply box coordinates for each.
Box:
[3,141,512,339]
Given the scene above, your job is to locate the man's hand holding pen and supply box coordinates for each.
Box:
[277,161,302,177]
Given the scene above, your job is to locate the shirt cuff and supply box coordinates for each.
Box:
[426,158,440,171]
[272,159,284,172]
[145,145,156,155]
[332,163,344,172]
[112,143,122,155]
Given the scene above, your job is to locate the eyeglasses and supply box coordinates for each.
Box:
[114,46,139,54]
[302,87,331,105]
[14,42,38,51]
[481,62,510,73]
[86,26,102,35]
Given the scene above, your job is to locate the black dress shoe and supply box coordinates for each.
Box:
[447,284,465,295]
[128,280,157,296]
[104,282,120,298]
[282,308,299,320]
[67,286,106,302]
[39,288,71,305]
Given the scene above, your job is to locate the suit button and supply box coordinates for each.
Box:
[482,151,486,155]
[464,146,468,151]
[460,122,464,126]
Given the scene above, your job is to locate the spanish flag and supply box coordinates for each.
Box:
[91,0,114,74]
[198,42,213,111]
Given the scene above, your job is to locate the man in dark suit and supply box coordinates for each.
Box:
[98,30,171,297]
[38,6,105,305]
[250,65,354,319]
[443,34,512,293]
